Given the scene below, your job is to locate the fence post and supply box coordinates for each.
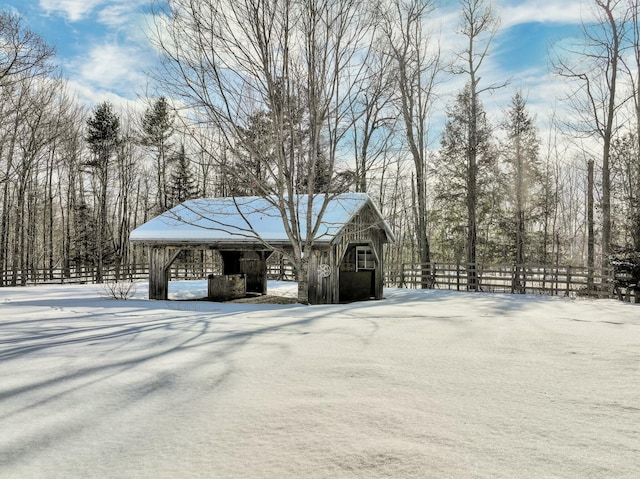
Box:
[606,266,615,299]
[433,262,437,289]
[566,266,571,296]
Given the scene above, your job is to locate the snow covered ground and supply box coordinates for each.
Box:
[1,281,639,478]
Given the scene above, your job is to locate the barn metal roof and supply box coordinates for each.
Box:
[130,193,395,247]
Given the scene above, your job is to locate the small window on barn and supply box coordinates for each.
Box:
[356,246,375,271]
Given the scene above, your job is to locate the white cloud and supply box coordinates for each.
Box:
[39,0,107,22]
[97,1,150,30]
[499,0,593,29]
[39,0,150,28]
[37,0,158,105]
[65,78,122,107]
[87,44,143,87]
[65,41,150,102]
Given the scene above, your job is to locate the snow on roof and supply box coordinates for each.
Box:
[130,193,394,245]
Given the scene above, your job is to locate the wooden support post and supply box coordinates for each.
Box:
[148,247,181,300]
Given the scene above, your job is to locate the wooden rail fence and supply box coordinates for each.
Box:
[0,261,297,287]
[384,262,638,302]
[1,261,637,303]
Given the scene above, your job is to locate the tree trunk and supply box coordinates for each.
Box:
[467,87,478,291]
[296,256,309,305]
[587,159,595,292]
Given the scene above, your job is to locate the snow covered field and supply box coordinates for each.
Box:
[1,281,639,478]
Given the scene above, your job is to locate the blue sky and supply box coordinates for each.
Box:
[496,22,582,72]
[2,0,591,117]
[3,0,153,104]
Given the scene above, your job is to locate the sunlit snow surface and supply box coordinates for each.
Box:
[129,193,394,244]
[1,281,639,478]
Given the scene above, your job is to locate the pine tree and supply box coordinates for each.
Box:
[233,110,277,196]
[610,132,640,250]
[168,144,197,207]
[454,0,504,290]
[141,96,175,212]
[501,92,542,292]
[232,79,338,197]
[433,85,502,265]
[85,101,120,283]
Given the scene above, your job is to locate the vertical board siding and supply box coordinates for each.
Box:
[149,247,181,300]
[330,205,387,303]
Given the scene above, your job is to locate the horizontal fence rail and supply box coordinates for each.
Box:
[384,262,638,302]
[0,266,150,286]
[0,261,297,287]
[1,260,637,303]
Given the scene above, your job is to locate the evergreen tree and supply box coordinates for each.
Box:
[501,92,542,292]
[72,200,96,269]
[141,96,175,212]
[232,110,278,196]
[454,0,504,290]
[85,101,120,282]
[433,85,503,265]
[232,79,336,197]
[610,132,640,250]
[168,144,197,207]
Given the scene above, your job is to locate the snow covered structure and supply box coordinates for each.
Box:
[129,193,395,304]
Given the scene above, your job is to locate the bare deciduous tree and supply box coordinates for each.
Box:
[553,0,633,263]
[0,11,55,87]
[622,0,640,249]
[0,10,56,285]
[348,46,396,194]
[381,0,441,288]
[150,0,377,302]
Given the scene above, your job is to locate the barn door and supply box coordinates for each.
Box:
[339,244,377,302]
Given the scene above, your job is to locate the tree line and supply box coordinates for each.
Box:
[1,0,639,291]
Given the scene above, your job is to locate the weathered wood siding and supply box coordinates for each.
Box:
[241,251,270,294]
[300,204,388,304]
[308,247,334,304]
[329,204,386,302]
[149,247,182,300]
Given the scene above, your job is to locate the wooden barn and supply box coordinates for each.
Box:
[129,193,395,304]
